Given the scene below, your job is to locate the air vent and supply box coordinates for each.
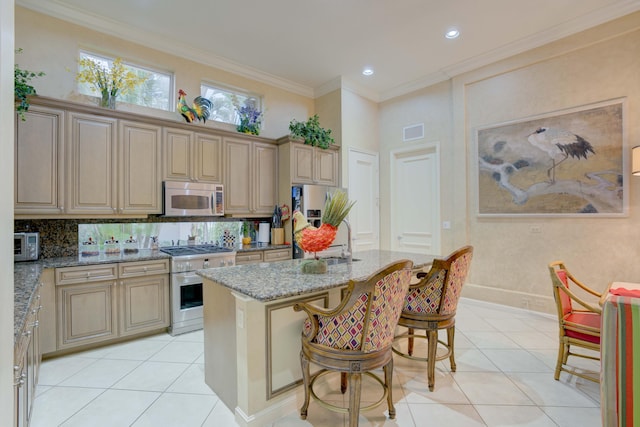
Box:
[403,124,424,142]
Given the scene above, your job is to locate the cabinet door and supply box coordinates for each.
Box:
[38,269,56,355]
[253,142,278,214]
[66,113,117,214]
[15,106,65,214]
[163,127,193,182]
[119,274,169,336]
[194,133,223,183]
[119,121,162,214]
[315,149,339,186]
[57,281,118,349]
[291,144,314,184]
[224,137,252,213]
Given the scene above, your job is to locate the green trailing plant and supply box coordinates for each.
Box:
[289,114,334,149]
[14,49,45,121]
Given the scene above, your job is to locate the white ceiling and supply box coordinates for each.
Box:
[16,0,640,101]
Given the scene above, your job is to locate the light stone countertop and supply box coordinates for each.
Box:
[196,250,435,302]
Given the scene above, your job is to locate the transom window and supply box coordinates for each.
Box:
[200,83,262,126]
[77,51,173,111]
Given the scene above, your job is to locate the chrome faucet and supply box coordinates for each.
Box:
[341,219,352,263]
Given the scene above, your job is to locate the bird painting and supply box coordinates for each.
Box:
[293,190,355,259]
[527,127,595,183]
[177,89,213,124]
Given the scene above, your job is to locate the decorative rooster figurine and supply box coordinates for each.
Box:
[293,190,355,259]
[177,89,213,124]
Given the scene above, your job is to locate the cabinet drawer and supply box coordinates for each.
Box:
[118,259,170,278]
[236,252,263,265]
[264,248,292,262]
[56,264,118,285]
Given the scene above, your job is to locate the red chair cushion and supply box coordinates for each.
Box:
[564,312,601,344]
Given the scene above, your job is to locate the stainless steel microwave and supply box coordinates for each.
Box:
[15,232,39,262]
[163,181,224,216]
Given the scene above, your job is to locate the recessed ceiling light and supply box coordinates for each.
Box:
[445,28,460,39]
[362,68,374,76]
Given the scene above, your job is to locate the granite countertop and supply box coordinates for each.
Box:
[196,250,435,302]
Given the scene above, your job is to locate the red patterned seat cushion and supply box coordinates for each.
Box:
[563,312,601,344]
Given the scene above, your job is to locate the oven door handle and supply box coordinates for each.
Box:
[173,273,201,287]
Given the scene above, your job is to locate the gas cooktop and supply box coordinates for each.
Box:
[159,244,234,257]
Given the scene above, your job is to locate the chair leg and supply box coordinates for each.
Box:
[383,358,396,419]
[447,326,456,372]
[554,342,565,381]
[348,372,362,427]
[300,352,310,419]
[408,327,414,356]
[427,329,438,391]
[341,372,347,394]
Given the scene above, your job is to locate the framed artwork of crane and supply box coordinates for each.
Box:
[476,98,627,217]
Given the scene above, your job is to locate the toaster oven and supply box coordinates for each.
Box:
[14,232,39,262]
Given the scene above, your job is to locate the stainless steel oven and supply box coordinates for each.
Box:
[161,245,236,335]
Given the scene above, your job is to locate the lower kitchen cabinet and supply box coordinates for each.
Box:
[14,286,42,427]
[54,260,170,351]
[57,279,118,349]
[119,273,170,337]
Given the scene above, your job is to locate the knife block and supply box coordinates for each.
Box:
[271,228,284,245]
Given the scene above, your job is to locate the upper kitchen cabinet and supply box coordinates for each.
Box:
[66,113,162,215]
[287,140,339,186]
[14,106,65,215]
[66,112,118,215]
[163,128,222,184]
[119,121,162,214]
[224,137,278,215]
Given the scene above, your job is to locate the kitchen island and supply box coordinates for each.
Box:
[196,250,435,427]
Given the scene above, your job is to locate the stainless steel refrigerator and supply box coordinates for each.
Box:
[291,185,349,259]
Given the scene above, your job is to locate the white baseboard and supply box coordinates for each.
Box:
[461,283,556,316]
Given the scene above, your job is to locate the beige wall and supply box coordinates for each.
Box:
[379,80,455,253]
[14,7,314,139]
[1,0,14,422]
[380,12,640,313]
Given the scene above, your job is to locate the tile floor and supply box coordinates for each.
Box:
[31,298,602,426]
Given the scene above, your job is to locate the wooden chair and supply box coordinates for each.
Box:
[393,245,473,391]
[548,261,601,382]
[293,260,413,427]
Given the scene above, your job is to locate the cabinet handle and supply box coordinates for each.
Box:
[113,208,117,213]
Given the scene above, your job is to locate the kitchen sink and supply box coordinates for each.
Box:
[322,257,360,265]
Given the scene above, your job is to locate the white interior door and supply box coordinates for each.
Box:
[348,149,379,252]
[391,144,440,254]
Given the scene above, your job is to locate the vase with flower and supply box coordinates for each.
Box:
[76,57,147,109]
[234,98,263,135]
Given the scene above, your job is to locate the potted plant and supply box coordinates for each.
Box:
[289,114,334,149]
[234,98,263,135]
[14,48,45,121]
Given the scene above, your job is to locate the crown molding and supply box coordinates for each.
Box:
[314,77,381,103]
[16,0,315,98]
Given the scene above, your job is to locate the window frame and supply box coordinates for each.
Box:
[200,81,263,127]
[77,50,175,111]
